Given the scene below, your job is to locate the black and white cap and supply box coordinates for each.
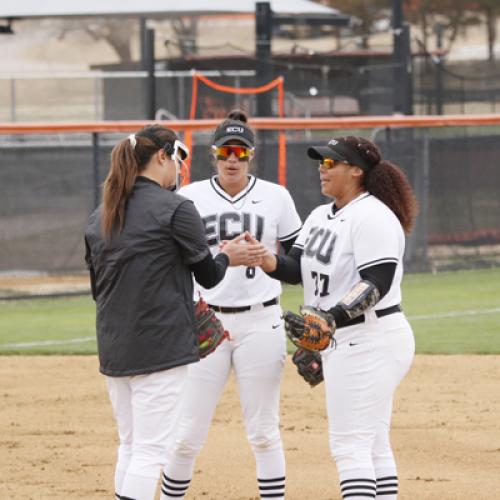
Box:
[213,120,255,148]
[307,138,373,172]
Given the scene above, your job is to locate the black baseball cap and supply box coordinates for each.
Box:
[213,119,255,148]
[307,138,373,172]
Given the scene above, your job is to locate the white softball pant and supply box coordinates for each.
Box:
[106,365,188,500]
[322,311,415,498]
[164,305,286,495]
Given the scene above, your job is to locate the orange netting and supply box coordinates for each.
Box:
[184,72,286,185]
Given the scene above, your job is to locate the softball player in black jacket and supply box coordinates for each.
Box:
[85,125,263,500]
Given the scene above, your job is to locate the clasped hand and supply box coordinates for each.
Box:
[219,232,274,268]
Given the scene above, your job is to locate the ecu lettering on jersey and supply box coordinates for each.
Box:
[202,212,264,246]
[303,226,336,265]
[294,193,404,310]
[178,175,302,307]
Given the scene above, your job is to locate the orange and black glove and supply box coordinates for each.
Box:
[283,306,336,352]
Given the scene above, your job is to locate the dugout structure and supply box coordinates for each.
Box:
[1,115,500,297]
[184,72,287,186]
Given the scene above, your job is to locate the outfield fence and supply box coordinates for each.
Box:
[1,115,499,297]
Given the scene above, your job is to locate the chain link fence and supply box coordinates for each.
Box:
[1,120,499,298]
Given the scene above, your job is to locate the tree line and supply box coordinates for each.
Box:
[320,0,499,61]
[47,2,499,63]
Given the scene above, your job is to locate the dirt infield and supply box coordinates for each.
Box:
[1,355,499,499]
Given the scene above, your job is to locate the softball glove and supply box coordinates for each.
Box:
[283,306,335,352]
[194,297,230,358]
[292,348,324,387]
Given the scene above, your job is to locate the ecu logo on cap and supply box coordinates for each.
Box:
[226,126,244,133]
[328,139,339,146]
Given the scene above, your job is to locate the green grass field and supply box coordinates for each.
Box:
[1,267,499,355]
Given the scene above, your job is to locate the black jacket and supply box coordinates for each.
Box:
[85,177,210,376]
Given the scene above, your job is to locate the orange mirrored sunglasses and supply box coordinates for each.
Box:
[320,158,348,169]
[213,145,252,161]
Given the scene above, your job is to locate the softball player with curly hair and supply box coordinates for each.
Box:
[161,111,302,499]
[256,136,418,500]
[84,124,262,500]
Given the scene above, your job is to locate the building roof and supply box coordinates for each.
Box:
[1,0,344,19]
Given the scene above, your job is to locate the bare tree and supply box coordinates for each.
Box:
[404,0,497,57]
[53,18,137,63]
[52,16,201,63]
[170,17,199,56]
[319,0,498,62]
[472,0,499,61]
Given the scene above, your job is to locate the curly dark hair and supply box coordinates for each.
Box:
[342,136,418,233]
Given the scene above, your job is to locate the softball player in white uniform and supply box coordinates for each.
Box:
[258,136,418,499]
[161,111,302,500]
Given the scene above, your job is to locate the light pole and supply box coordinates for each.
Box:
[392,0,413,114]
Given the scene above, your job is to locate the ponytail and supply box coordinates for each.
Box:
[101,139,139,241]
[336,136,418,234]
[364,160,418,234]
[101,124,179,241]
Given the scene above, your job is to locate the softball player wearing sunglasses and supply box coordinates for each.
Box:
[84,125,262,500]
[255,136,418,499]
[162,111,302,499]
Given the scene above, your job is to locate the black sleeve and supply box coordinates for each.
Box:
[171,200,210,265]
[188,252,229,289]
[359,262,397,298]
[266,246,302,284]
[279,235,298,254]
[84,237,97,301]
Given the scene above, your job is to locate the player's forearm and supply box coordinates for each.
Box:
[328,280,381,326]
[190,253,229,289]
[265,247,302,284]
[327,262,396,327]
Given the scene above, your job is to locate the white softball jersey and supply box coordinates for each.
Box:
[294,192,405,311]
[179,175,302,306]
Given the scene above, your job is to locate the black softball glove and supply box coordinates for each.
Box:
[292,348,324,387]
